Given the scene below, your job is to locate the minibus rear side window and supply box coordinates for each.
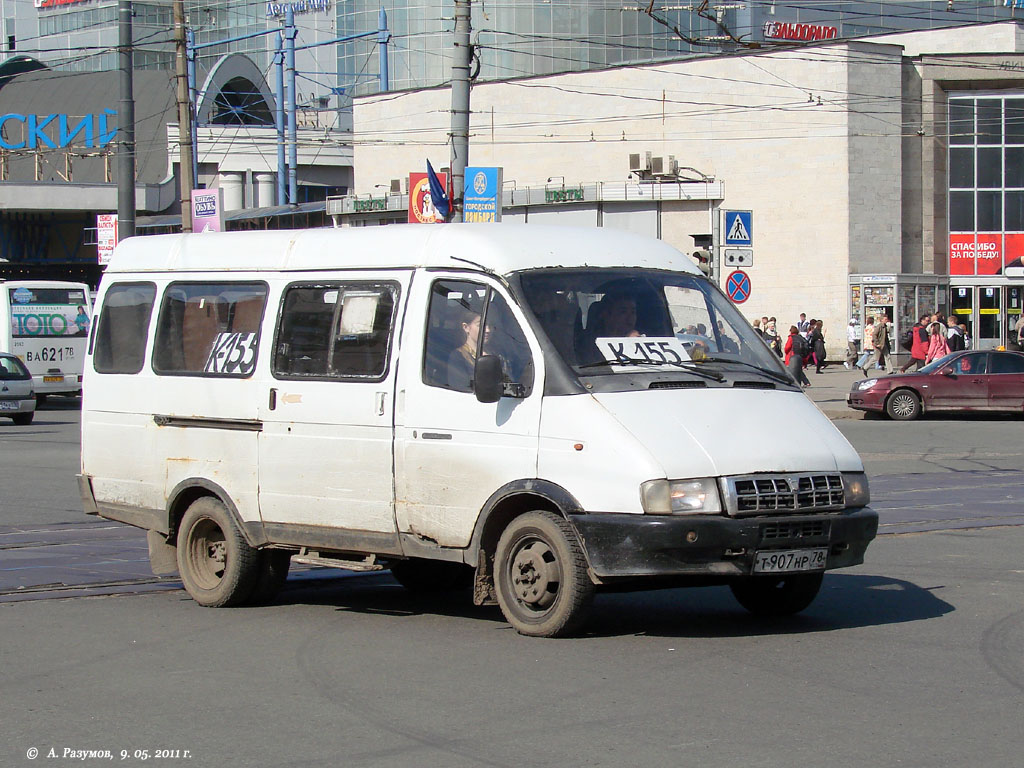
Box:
[273,282,398,380]
[93,282,157,374]
[153,282,268,377]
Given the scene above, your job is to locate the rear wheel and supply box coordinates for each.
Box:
[885,389,921,420]
[730,573,824,617]
[10,412,33,426]
[389,559,472,592]
[493,511,594,638]
[176,497,260,607]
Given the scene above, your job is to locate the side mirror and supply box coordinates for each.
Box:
[939,366,955,376]
[473,355,504,403]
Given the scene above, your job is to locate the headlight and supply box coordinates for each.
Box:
[842,472,870,507]
[641,478,722,515]
[857,379,878,390]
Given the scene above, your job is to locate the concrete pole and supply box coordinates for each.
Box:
[450,0,471,222]
[186,27,198,188]
[116,0,135,239]
[173,0,194,232]
[285,7,298,205]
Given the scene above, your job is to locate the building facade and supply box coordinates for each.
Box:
[340,22,1024,354]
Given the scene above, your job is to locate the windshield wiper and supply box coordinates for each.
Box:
[578,358,725,381]
[697,356,794,386]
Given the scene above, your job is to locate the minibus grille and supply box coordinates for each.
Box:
[724,474,844,516]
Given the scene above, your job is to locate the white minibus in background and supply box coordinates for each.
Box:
[1,280,92,399]
[79,225,878,637]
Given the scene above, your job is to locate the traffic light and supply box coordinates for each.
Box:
[692,249,712,276]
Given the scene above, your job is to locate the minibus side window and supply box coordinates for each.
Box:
[153,282,267,377]
[273,282,397,380]
[423,280,534,395]
[93,282,157,375]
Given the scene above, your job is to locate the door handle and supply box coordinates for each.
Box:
[376,391,387,416]
[269,388,277,411]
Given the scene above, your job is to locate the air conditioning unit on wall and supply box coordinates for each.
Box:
[629,152,652,173]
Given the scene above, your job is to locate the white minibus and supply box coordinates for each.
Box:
[79,225,877,637]
[1,279,92,398]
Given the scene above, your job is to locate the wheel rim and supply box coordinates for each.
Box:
[890,392,917,418]
[186,517,227,590]
[506,535,562,616]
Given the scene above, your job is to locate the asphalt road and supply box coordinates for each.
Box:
[2,397,1023,767]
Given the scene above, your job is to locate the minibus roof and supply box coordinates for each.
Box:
[104,224,701,277]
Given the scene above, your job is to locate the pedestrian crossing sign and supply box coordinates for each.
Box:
[724,210,753,246]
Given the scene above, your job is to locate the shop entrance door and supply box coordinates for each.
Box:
[949,287,974,344]
[1006,286,1023,349]
[977,287,1002,350]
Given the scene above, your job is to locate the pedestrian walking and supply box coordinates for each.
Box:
[764,317,782,357]
[863,313,892,375]
[845,318,860,369]
[925,321,951,364]
[855,317,875,369]
[809,320,827,373]
[900,314,930,372]
[947,315,966,352]
[785,325,811,386]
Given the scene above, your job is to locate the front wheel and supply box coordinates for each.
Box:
[730,573,824,617]
[176,497,260,607]
[885,389,921,420]
[493,511,594,638]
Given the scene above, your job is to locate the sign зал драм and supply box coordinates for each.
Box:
[0,110,117,150]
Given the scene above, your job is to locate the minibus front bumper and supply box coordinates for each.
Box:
[568,507,878,580]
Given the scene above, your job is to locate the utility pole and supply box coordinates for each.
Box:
[450,0,471,222]
[173,0,194,232]
[116,0,135,239]
[285,7,298,206]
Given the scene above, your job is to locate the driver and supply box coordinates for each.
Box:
[599,293,641,338]
[448,309,489,391]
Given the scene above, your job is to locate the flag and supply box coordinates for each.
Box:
[426,159,451,220]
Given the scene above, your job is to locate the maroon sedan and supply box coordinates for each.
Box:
[848,350,1024,420]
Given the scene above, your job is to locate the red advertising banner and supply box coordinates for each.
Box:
[408,172,447,224]
[949,233,1003,275]
[1004,233,1024,271]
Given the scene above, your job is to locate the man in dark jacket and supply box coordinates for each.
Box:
[900,314,930,372]
[947,314,966,352]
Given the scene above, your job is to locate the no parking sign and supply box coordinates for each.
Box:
[726,270,751,304]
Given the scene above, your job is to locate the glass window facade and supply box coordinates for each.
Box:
[948,94,1024,277]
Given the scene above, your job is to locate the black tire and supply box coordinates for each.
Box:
[493,511,594,638]
[35,394,46,406]
[885,389,921,421]
[10,412,33,426]
[176,497,260,607]
[247,550,292,605]
[389,559,472,592]
[730,573,824,617]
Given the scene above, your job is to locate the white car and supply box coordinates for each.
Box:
[0,353,36,425]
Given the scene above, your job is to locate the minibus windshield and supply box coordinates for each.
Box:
[518,268,787,381]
